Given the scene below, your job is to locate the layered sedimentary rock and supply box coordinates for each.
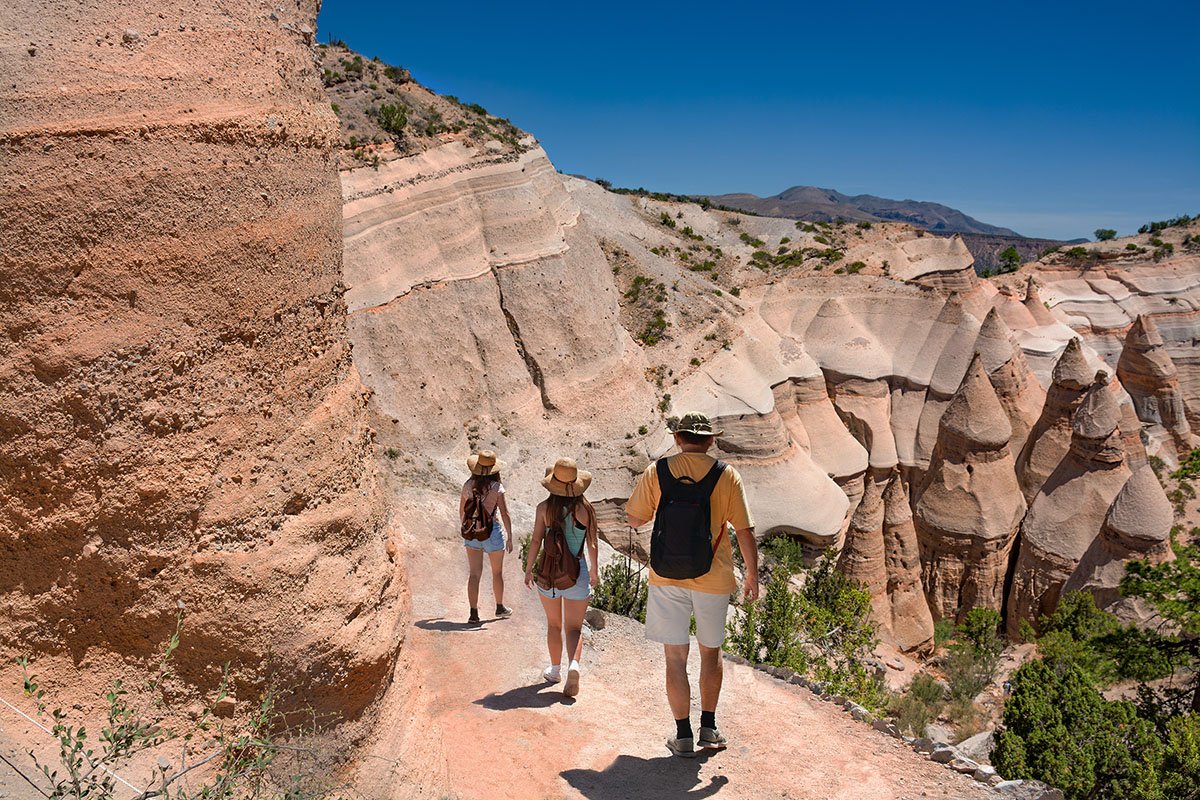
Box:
[1117,315,1195,454]
[1007,374,1133,632]
[1015,338,1093,501]
[882,473,935,653]
[914,355,1026,621]
[1,0,397,717]
[1031,241,1200,430]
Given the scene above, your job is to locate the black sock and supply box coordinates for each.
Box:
[675,718,693,740]
[700,711,716,730]
[469,607,479,617]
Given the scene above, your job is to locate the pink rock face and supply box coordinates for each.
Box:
[914,355,1026,621]
[1006,375,1132,634]
[976,307,1046,459]
[1118,315,1196,454]
[838,475,891,636]
[881,473,935,653]
[1016,337,1092,502]
[1066,464,1174,615]
[0,0,399,721]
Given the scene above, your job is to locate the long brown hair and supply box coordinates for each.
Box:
[544,493,596,548]
[470,473,501,492]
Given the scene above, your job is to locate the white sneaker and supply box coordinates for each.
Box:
[543,664,562,683]
[563,661,581,697]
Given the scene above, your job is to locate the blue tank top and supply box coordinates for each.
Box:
[562,508,587,556]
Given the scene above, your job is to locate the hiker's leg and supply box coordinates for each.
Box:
[698,644,723,713]
[692,589,730,713]
[539,594,564,666]
[488,550,505,606]
[563,598,588,663]
[465,548,484,610]
[664,643,691,721]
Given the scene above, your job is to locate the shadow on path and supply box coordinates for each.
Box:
[474,681,577,710]
[414,617,489,632]
[562,752,725,800]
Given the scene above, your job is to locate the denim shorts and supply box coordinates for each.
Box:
[464,519,506,553]
[537,556,591,601]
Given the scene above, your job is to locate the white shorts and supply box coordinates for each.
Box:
[644,584,730,649]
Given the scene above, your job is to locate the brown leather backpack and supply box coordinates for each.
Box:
[536,505,592,590]
[460,483,494,541]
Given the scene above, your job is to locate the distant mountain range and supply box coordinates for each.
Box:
[705,186,1021,237]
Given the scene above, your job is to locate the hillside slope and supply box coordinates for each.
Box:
[706,186,1019,236]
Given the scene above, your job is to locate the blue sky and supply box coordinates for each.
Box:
[317,0,1199,240]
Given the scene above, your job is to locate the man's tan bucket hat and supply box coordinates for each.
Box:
[671,411,724,437]
[467,449,506,476]
[541,457,592,497]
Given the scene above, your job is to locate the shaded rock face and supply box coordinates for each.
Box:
[1007,375,1132,633]
[1015,338,1091,502]
[1066,464,1174,616]
[881,473,935,653]
[914,356,1026,621]
[0,0,397,719]
[837,475,890,635]
[976,308,1046,459]
[1117,315,1195,454]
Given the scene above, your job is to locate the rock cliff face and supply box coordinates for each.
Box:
[913,356,1026,621]
[1117,315,1196,454]
[0,0,398,721]
[882,473,935,653]
[1015,337,1093,502]
[1006,375,1133,632]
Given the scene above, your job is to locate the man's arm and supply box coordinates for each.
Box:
[626,512,649,529]
[734,526,759,601]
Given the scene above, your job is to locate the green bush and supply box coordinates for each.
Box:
[377,102,408,134]
[1095,228,1118,241]
[591,548,649,623]
[728,550,884,709]
[890,673,946,736]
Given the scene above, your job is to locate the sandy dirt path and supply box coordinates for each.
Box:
[380,514,996,800]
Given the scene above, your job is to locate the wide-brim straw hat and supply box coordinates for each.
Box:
[467,449,506,476]
[541,457,592,497]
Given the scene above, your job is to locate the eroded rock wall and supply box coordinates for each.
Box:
[0,0,399,721]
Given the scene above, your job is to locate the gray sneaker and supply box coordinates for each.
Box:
[698,727,727,749]
[666,736,696,758]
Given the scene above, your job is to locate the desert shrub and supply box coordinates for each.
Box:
[690,357,701,366]
[730,286,741,297]
[1139,214,1194,234]
[1095,228,1118,241]
[1127,243,1141,250]
[659,212,676,229]
[738,232,765,248]
[845,261,866,274]
[933,618,956,648]
[1150,237,1166,247]
[999,245,1022,272]
[377,102,407,134]
[729,550,884,709]
[590,539,649,623]
[890,673,946,736]
[856,221,873,230]
[1065,246,1090,260]
[15,620,344,799]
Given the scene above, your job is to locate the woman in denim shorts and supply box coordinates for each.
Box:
[523,458,599,697]
[461,450,514,625]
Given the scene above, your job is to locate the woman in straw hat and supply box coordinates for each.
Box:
[523,458,599,697]
[462,450,515,625]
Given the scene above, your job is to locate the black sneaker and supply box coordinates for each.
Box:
[468,609,481,625]
[496,605,513,619]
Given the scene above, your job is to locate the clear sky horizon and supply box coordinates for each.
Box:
[316,0,1199,240]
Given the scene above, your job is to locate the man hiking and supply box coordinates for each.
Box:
[625,412,759,758]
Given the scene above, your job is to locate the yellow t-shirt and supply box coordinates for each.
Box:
[625,452,754,594]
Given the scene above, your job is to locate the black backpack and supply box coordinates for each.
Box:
[649,458,727,579]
